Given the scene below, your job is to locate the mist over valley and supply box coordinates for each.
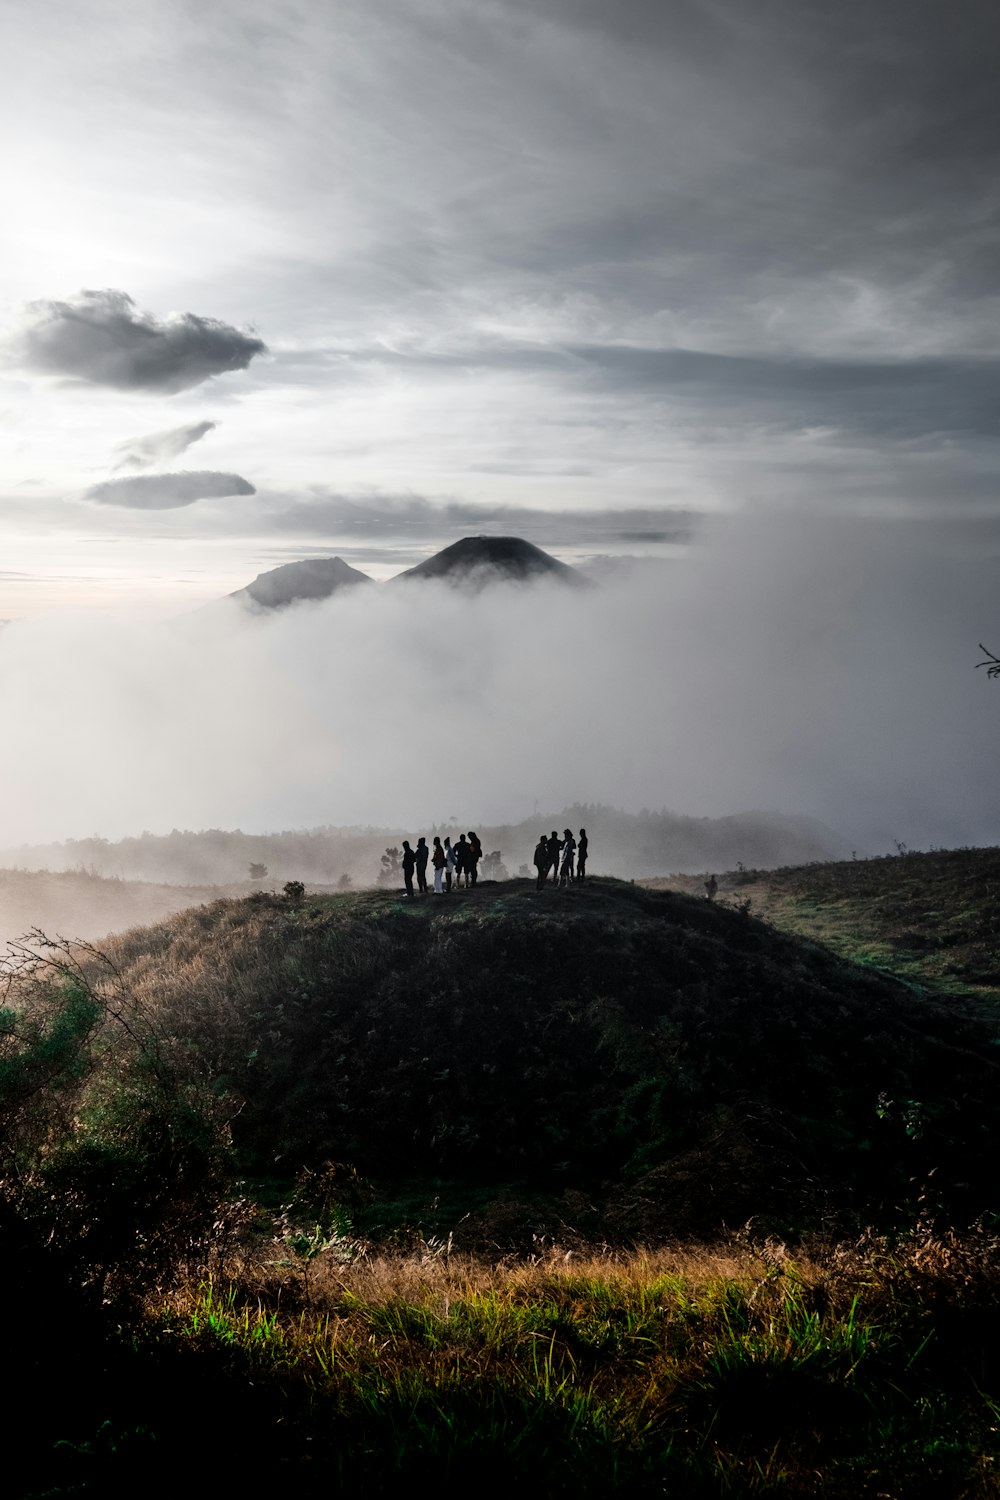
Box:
[0,515,995,877]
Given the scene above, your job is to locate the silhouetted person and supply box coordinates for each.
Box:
[455,834,470,887]
[444,836,455,892]
[432,835,446,894]
[533,835,549,890]
[467,831,482,886]
[577,828,588,879]
[705,873,718,900]
[559,828,576,886]
[546,831,561,883]
[401,840,416,898]
[415,836,429,893]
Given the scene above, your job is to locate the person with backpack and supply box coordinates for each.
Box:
[467,831,482,886]
[533,835,549,890]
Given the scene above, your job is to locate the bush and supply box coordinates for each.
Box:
[0,935,234,1297]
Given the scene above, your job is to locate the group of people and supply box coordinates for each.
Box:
[398,825,591,896]
[533,828,588,889]
[400,832,483,896]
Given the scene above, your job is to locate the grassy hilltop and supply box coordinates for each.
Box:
[7,858,1000,1495]
[92,873,1000,1240]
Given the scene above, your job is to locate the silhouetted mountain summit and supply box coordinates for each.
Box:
[224,537,584,611]
[229,556,374,611]
[392,536,586,589]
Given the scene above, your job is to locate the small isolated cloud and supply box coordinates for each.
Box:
[83,471,256,510]
[12,290,266,394]
[114,420,217,470]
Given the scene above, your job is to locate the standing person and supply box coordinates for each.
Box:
[546,830,561,884]
[467,831,482,886]
[454,834,470,887]
[705,874,718,900]
[432,836,446,894]
[577,828,589,880]
[559,828,576,886]
[401,840,416,898]
[444,836,455,893]
[533,835,549,891]
[415,837,429,894]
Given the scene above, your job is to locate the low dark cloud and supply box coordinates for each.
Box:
[13,290,266,394]
[343,341,1000,445]
[569,346,1000,443]
[84,471,256,510]
[113,420,217,470]
[256,489,694,547]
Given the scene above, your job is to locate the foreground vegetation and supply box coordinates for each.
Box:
[18,1235,1000,1495]
[5,860,1000,1493]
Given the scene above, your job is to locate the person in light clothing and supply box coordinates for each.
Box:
[432,836,446,894]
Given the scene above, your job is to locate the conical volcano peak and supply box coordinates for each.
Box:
[392,535,586,589]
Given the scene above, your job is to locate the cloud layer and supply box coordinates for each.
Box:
[0,515,994,855]
[84,471,256,509]
[12,290,266,394]
[114,420,217,470]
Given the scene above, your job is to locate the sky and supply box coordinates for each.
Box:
[0,0,997,850]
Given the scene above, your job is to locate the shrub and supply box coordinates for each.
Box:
[0,935,234,1297]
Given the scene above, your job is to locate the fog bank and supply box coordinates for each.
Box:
[1,515,996,855]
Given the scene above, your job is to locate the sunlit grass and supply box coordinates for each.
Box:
[140,1235,1000,1494]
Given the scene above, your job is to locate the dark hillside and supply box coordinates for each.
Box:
[97,878,1000,1239]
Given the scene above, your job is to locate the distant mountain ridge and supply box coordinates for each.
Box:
[0,804,856,888]
[227,535,583,611]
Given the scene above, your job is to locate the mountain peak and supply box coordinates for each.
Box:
[230,556,374,611]
[392,535,586,589]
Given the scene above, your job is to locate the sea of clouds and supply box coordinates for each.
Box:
[0,514,995,855]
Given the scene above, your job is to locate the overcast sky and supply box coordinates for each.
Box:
[1,0,998,609]
[0,0,998,851]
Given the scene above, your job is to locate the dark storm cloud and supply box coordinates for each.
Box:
[113,420,217,470]
[84,471,256,510]
[334,341,1000,445]
[568,347,1000,442]
[13,290,266,394]
[553,0,1000,260]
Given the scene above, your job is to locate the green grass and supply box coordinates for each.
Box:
[52,1236,989,1496]
[654,847,1000,1003]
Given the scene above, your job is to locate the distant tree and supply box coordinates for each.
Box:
[248,862,268,881]
[481,850,509,881]
[977,644,1000,678]
[283,881,306,902]
[378,847,401,886]
[337,873,353,889]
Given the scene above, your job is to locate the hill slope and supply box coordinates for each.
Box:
[648,845,1000,1000]
[95,877,1000,1239]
